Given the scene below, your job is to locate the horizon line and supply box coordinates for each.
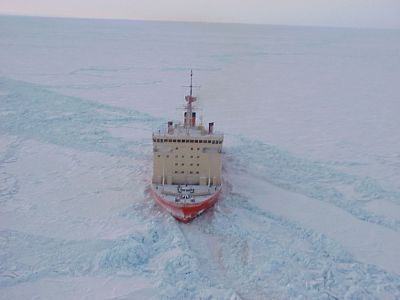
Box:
[1,13,399,31]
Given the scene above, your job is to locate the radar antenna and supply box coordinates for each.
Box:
[183,70,200,128]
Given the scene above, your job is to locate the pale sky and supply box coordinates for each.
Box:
[1,0,400,29]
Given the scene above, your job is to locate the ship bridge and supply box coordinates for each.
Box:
[152,123,223,186]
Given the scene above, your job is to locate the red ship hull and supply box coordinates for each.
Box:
[150,187,221,223]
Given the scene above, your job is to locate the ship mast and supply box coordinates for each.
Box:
[184,70,197,128]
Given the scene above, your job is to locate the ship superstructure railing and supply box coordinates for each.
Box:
[152,130,224,143]
[153,127,223,139]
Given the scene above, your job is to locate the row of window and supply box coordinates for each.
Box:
[157,155,200,159]
[174,163,200,167]
[154,138,222,144]
[175,147,201,151]
[174,171,200,174]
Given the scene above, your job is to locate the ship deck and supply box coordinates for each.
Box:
[151,183,222,205]
[153,124,224,139]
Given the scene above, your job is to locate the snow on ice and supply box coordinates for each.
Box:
[1,15,400,299]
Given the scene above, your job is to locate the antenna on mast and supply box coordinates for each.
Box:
[183,69,200,96]
[190,69,193,97]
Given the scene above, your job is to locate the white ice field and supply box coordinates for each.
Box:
[1,15,400,299]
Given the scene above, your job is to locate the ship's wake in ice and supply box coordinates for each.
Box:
[1,76,400,299]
